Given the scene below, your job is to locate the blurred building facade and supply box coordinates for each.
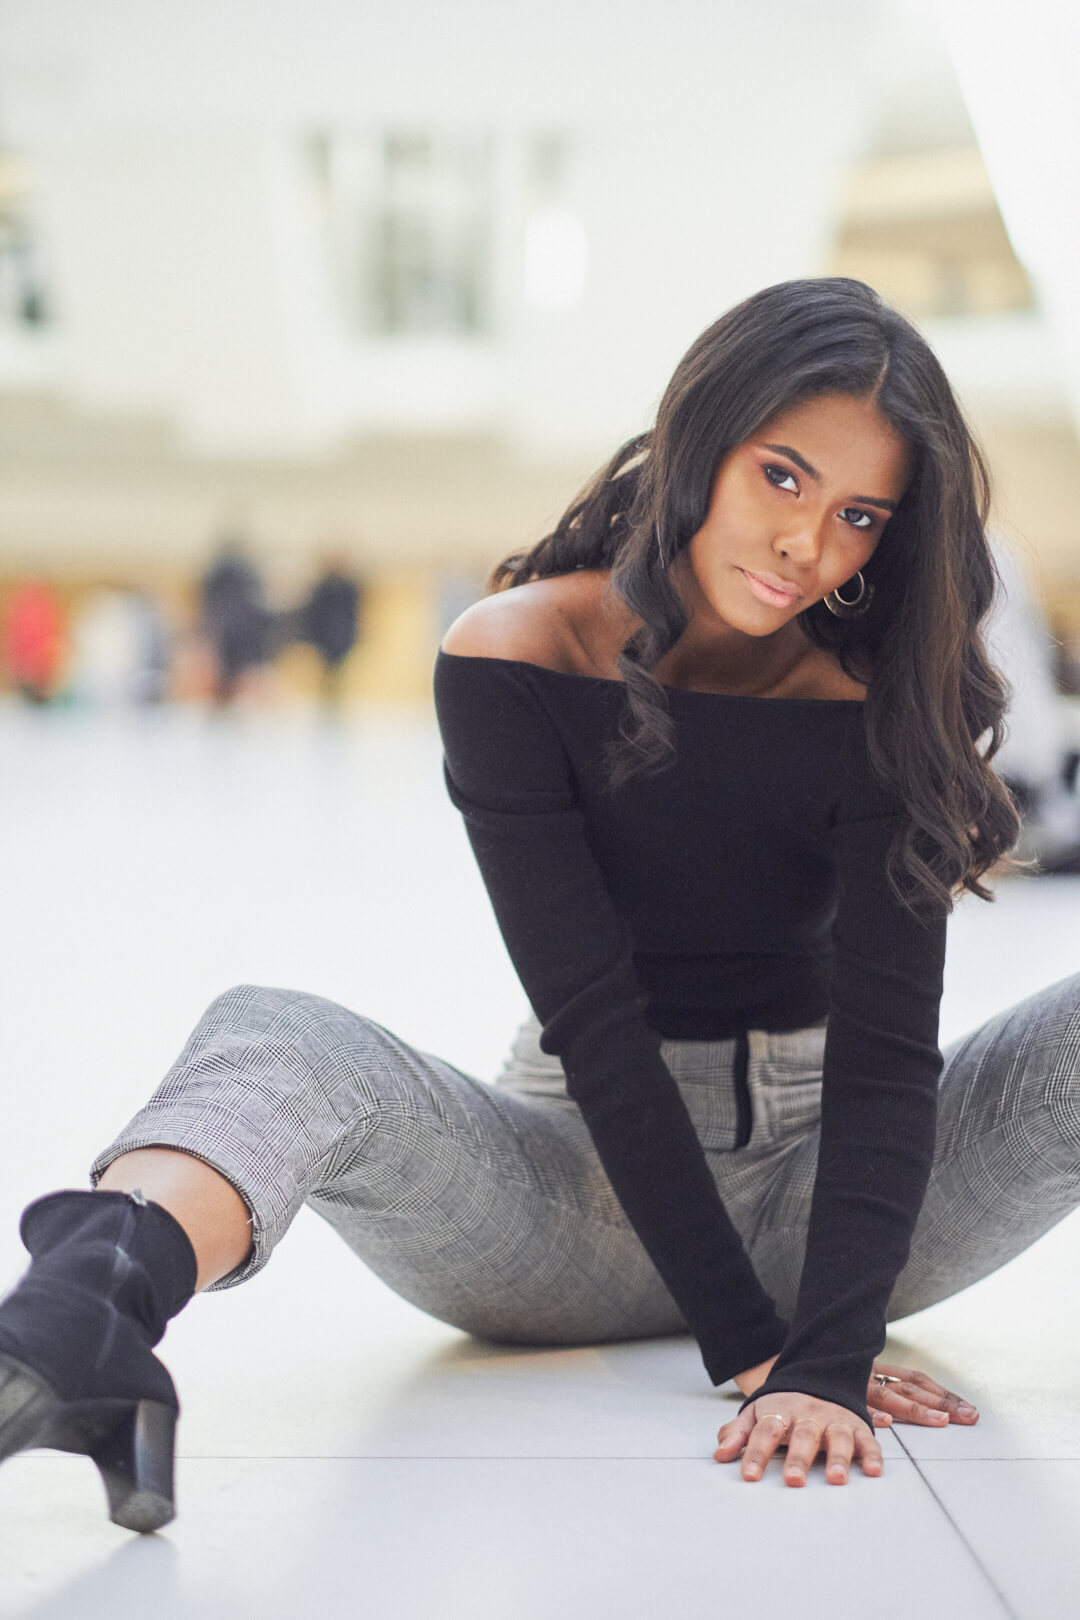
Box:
[0,0,1077,701]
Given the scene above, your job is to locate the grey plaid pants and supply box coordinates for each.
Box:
[89,972,1080,1345]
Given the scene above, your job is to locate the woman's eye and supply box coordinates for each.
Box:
[841,508,874,530]
[763,464,798,493]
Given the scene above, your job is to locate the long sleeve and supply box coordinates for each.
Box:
[433,651,788,1382]
[739,739,948,1427]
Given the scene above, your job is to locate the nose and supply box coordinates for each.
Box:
[777,511,828,567]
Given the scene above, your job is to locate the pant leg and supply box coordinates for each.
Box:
[886,966,1080,1319]
[740,969,1080,1324]
[88,984,686,1345]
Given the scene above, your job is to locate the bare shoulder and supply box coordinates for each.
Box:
[439,571,600,672]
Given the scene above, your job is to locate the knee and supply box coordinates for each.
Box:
[187,984,372,1075]
[1044,1074,1080,1164]
[201,983,273,1020]
[191,984,290,1042]
[1029,978,1080,1160]
[199,983,346,1033]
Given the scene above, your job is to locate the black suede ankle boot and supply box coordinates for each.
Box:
[0,1188,198,1532]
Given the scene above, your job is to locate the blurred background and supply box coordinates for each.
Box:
[3,8,1080,1605]
[0,0,1077,848]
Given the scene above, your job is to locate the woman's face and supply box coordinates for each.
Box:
[680,391,913,633]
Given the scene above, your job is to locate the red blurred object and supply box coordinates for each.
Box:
[2,579,67,702]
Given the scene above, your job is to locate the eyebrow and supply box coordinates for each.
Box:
[761,443,898,514]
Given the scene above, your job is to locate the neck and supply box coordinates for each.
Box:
[601,559,812,697]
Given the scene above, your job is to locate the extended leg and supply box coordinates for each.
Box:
[89,983,686,1344]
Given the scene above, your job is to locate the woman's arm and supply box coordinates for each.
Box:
[433,649,788,1382]
[735,723,948,1428]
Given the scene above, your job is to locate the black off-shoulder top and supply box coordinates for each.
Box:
[433,649,947,1427]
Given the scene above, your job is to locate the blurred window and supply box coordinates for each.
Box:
[308,131,493,338]
[829,147,1033,319]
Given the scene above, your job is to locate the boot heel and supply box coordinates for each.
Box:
[89,1400,177,1533]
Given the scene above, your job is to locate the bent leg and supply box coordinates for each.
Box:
[735,973,1080,1326]
[885,968,1080,1320]
[90,985,686,1345]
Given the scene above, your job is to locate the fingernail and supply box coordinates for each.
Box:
[957,1403,977,1417]
[932,1410,948,1423]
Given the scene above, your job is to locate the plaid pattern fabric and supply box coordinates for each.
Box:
[89,972,1080,1348]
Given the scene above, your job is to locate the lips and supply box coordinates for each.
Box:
[740,568,801,601]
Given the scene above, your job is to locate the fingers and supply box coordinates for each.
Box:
[824,1425,856,1486]
[907,1370,979,1423]
[853,1424,884,1478]
[715,1403,883,1486]
[869,1362,979,1426]
[779,1418,825,1487]
[878,1386,951,1426]
[741,1411,793,1482]
[713,1406,758,1463]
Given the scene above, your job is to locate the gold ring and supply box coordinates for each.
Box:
[876,1374,903,1387]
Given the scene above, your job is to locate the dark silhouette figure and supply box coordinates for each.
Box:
[299,560,364,704]
[199,544,270,706]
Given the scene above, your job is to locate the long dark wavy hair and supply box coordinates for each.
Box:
[484,277,1024,917]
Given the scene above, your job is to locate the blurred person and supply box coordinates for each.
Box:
[199,538,271,707]
[129,591,172,705]
[1057,625,1080,699]
[297,554,364,705]
[12,277,1080,1530]
[983,537,1080,873]
[69,586,174,708]
[69,587,143,707]
[1,578,66,704]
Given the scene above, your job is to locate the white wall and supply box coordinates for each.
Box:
[936,0,1080,436]
[0,0,886,458]
[4,0,1072,460]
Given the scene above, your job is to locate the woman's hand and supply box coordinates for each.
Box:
[715,1391,882,1486]
[733,1354,979,1427]
[867,1358,979,1427]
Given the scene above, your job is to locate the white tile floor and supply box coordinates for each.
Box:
[0,699,1077,1620]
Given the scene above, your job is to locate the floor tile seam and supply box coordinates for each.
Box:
[893,1429,1021,1620]
[167,1453,730,1461]
[905,1455,1080,1463]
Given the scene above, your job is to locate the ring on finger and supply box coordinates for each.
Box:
[875,1374,903,1387]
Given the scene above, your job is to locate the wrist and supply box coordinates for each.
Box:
[734,1354,779,1397]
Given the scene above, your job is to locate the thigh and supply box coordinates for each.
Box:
[713,1026,830,1324]
[90,985,680,1343]
[732,977,1080,1323]
[887,968,1080,1319]
[304,1010,689,1347]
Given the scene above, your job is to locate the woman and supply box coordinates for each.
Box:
[1,278,1076,1531]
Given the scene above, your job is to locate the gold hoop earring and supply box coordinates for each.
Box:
[823,570,874,619]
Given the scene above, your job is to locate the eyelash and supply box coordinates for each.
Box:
[762,464,876,531]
